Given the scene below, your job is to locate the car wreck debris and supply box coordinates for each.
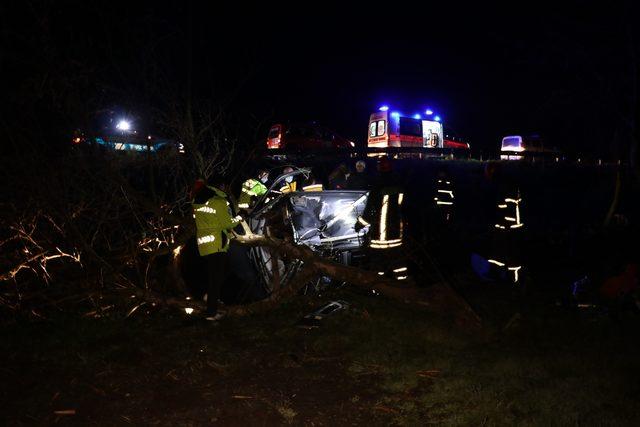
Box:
[297,300,350,329]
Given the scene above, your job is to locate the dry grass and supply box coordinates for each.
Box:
[1,283,640,425]
[275,400,297,424]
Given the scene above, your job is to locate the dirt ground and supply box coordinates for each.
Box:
[2,278,640,426]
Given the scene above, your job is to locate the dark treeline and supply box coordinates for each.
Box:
[2,2,640,162]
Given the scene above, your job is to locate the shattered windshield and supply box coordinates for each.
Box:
[289,190,369,250]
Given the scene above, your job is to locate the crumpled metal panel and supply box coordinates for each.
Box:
[288,190,369,251]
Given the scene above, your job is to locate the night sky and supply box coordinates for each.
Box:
[2,1,638,156]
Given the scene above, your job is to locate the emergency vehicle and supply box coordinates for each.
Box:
[501,135,544,153]
[500,135,556,160]
[443,135,470,150]
[266,122,355,150]
[367,107,469,149]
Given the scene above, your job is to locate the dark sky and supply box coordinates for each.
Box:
[2,1,638,155]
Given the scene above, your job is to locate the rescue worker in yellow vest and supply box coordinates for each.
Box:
[301,171,324,192]
[191,178,242,321]
[357,157,408,282]
[279,166,297,193]
[237,169,269,211]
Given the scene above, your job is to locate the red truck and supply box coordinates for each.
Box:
[267,122,355,150]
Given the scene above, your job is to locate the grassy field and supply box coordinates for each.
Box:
[2,282,640,426]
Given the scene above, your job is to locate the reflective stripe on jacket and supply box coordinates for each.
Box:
[363,184,404,249]
[192,186,239,255]
[279,181,297,193]
[238,178,268,209]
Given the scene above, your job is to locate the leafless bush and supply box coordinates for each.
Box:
[0,118,240,317]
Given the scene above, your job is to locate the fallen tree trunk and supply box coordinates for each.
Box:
[230,232,482,328]
[234,233,422,300]
[133,224,482,328]
[124,203,482,328]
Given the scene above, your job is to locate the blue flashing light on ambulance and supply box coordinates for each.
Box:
[367,106,469,150]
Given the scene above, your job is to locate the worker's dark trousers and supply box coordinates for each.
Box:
[204,252,229,315]
[368,247,407,280]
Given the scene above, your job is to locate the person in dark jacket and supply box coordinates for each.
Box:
[357,157,408,281]
[328,163,350,190]
[346,160,370,190]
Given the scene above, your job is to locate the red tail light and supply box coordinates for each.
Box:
[267,135,281,149]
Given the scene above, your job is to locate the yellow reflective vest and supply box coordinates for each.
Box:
[192,186,240,256]
[238,178,268,209]
[279,181,297,193]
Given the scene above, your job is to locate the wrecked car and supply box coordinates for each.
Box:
[178,168,371,303]
[247,168,370,292]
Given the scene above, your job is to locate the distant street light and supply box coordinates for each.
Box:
[116,120,131,131]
